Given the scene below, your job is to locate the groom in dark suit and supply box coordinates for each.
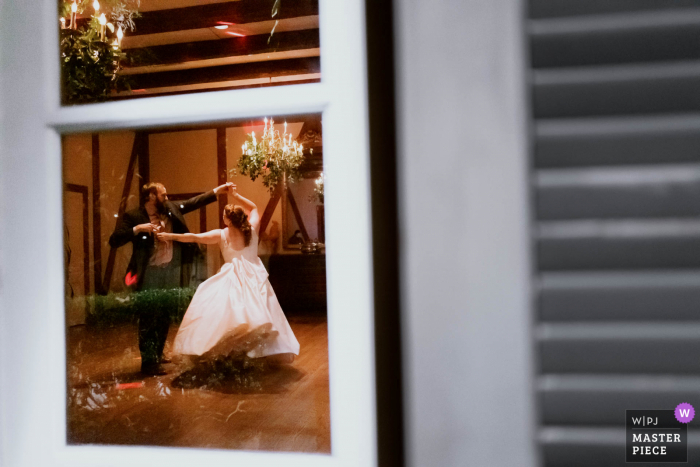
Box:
[109,181,232,375]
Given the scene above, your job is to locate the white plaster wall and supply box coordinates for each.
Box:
[395,0,538,466]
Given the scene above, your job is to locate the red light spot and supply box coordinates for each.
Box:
[115,382,144,390]
[216,21,236,25]
[125,271,138,286]
[131,89,147,93]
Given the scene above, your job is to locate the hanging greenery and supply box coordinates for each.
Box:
[60,28,125,103]
[59,0,140,104]
[238,118,306,193]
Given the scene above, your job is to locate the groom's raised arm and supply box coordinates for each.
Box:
[178,183,232,214]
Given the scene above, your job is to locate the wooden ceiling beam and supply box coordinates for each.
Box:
[124,29,319,69]
[113,77,321,99]
[127,56,320,89]
[134,113,322,133]
[139,114,317,133]
[131,0,318,36]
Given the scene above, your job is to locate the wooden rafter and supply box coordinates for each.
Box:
[114,77,321,98]
[142,114,318,134]
[258,182,283,242]
[286,189,309,242]
[65,183,91,296]
[74,0,318,35]
[128,56,320,90]
[102,132,144,292]
[131,0,318,36]
[217,128,228,228]
[124,29,320,69]
[92,134,103,294]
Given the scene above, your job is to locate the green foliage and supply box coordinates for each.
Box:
[60,27,128,104]
[85,287,196,327]
[59,0,139,104]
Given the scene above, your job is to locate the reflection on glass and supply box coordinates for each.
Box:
[63,115,329,452]
[58,0,321,105]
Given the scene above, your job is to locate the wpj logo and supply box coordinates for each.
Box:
[625,406,692,463]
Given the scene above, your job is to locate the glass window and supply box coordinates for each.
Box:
[62,115,330,452]
[58,0,320,105]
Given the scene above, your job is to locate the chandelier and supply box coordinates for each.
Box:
[238,118,306,193]
[59,0,139,104]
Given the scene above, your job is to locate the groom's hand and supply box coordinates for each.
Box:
[133,223,159,234]
[214,182,235,195]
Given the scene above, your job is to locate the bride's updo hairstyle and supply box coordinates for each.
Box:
[224,204,252,246]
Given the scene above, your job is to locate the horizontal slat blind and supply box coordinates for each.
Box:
[529,1,700,465]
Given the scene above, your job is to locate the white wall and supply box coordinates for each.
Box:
[0,0,54,464]
[395,0,538,466]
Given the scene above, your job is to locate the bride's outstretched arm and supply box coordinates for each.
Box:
[157,229,221,244]
[230,188,260,232]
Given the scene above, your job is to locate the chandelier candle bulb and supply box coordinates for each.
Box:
[60,17,66,29]
[98,13,107,40]
[93,0,100,13]
[116,25,123,46]
[71,2,77,29]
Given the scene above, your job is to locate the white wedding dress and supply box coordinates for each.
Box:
[172,228,300,361]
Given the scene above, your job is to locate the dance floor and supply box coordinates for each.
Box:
[66,317,331,453]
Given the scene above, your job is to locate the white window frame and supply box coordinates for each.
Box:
[0,0,378,466]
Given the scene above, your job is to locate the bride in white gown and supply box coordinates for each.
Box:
[157,186,300,363]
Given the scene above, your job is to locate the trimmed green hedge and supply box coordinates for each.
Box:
[85,287,196,327]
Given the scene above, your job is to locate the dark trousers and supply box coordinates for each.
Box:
[138,307,171,368]
[138,247,181,369]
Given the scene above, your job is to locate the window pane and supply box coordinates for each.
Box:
[62,114,330,453]
[58,0,320,105]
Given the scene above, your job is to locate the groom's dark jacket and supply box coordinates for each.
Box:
[108,191,217,291]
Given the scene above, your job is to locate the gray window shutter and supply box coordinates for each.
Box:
[530,1,700,465]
